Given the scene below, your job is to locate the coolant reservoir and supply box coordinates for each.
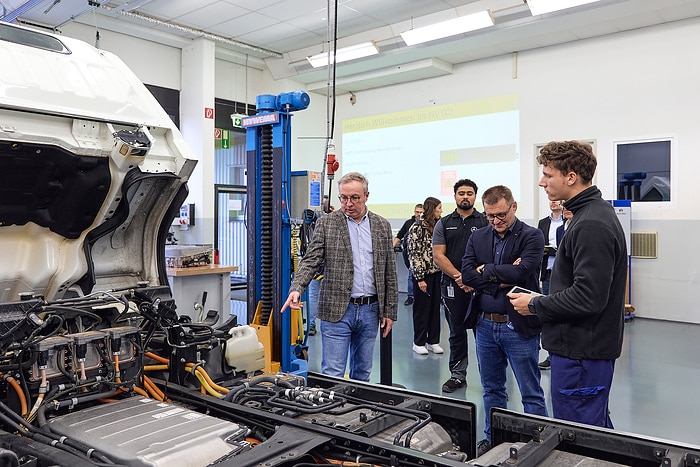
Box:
[225,325,265,374]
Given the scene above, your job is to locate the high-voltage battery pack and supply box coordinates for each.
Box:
[47,398,249,466]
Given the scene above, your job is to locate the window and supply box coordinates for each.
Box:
[615,139,671,202]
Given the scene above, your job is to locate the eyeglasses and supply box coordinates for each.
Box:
[485,205,512,222]
[338,194,363,204]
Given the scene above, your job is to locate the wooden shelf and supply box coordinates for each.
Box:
[166,265,238,277]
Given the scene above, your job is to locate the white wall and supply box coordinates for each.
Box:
[328,17,700,324]
[59,17,700,324]
[61,23,181,90]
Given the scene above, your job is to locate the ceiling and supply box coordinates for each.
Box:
[3,0,700,94]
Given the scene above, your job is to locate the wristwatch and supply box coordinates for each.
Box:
[527,298,537,315]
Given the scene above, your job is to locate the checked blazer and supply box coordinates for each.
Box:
[289,209,398,323]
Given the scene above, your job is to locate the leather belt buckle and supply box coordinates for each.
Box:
[350,295,377,305]
[483,312,508,323]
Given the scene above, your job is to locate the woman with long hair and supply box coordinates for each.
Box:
[406,196,444,355]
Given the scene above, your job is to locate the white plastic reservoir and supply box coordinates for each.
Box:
[225,325,265,374]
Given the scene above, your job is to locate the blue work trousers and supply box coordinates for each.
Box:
[550,355,615,429]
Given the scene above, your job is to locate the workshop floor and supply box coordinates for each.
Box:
[301,295,700,447]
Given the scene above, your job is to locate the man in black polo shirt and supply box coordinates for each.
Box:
[432,179,488,392]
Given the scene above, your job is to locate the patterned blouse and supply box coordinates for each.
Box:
[405,220,441,281]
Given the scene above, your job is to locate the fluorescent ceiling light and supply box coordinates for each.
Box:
[306,42,379,68]
[527,0,603,16]
[400,10,494,46]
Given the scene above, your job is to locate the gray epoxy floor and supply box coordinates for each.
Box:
[303,294,700,447]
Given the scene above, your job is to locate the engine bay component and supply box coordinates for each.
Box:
[48,397,250,467]
[164,244,213,268]
[225,324,265,373]
[0,284,476,466]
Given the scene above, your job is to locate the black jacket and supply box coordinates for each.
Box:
[462,219,545,338]
[532,186,628,360]
[537,216,561,281]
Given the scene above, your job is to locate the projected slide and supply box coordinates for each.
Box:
[342,94,520,220]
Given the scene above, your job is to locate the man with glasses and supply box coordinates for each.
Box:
[281,172,398,382]
[432,179,487,392]
[510,140,627,430]
[461,185,547,456]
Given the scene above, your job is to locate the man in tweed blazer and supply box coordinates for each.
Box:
[281,172,398,381]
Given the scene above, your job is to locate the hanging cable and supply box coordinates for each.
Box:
[319,0,341,214]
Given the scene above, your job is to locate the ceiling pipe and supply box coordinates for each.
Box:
[116,10,283,59]
[0,0,45,23]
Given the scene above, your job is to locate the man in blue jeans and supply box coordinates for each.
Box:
[281,172,398,381]
[462,185,547,456]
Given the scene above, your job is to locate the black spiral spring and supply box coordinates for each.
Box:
[259,125,274,321]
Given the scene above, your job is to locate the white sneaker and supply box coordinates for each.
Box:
[412,343,429,355]
[426,343,444,354]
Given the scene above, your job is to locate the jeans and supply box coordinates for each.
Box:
[476,316,547,440]
[320,301,380,382]
[407,269,414,298]
[541,269,552,295]
[550,355,615,428]
[307,277,321,326]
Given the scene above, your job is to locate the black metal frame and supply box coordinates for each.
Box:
[490,408,700,467]
[160,371,478,466]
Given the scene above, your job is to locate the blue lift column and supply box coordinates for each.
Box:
[244,91,310,376]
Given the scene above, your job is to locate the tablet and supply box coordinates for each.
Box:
[508,286,542,296]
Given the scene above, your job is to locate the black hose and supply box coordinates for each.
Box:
[0,401,116,464]
[49,389,118,410]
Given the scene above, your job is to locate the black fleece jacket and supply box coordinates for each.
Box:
[532,186,628,360]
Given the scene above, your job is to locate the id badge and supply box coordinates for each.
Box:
[447,284,455,298]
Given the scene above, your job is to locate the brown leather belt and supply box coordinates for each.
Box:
[349,295,378,305]
[483,312,508,323]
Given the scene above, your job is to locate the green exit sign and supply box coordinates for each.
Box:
[231,113,246,128]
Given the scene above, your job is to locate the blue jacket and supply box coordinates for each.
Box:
[461,219,545,338]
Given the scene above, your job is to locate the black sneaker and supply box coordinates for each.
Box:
[538,356,551,370]
[441,377,466,393]
[404,297,414,306]
[309,325,317,336]
[476,439,492,457]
